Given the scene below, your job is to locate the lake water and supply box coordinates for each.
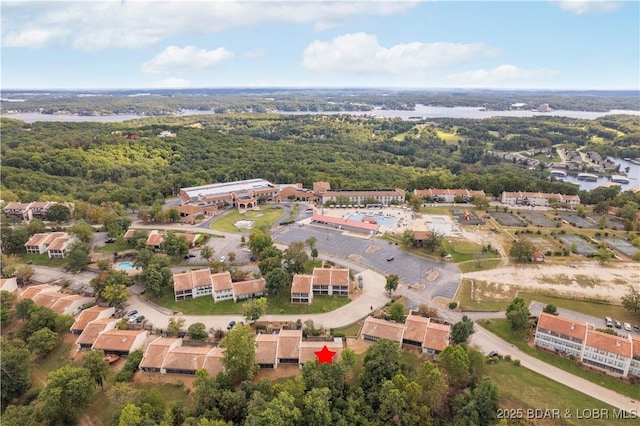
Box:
[555,158,640,191]
[5,105,640,123]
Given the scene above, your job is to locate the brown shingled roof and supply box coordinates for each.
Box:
[299,339,343,365]
[277,329,302,360]
[291,274,313,294]
[255,333,279,365]
[140,337,181,370]
[361,317,404,343]
[92,329,147,353]
[403,315,430,343]
[538,312,588,341]
[162,345,212,372]
[76,319,117,347]
[312,267,349,286]
[424,322,450,352]
[71,306,114,332]
[232,278,266,297]
[586,330,632,358]
[212,271,232,292]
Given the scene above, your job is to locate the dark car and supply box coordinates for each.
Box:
[386,256,395,261]
[136,315,145,323]
[249,255,258,262]
[184,253,197,259]
[615,320,622,329]
[105,237,116,243]
[227,320,236,330]
[634,325,640,332]
[488,351,499,357]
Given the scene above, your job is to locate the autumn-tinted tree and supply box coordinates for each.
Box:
[221,324,257,384]
[385,274,399,295]
[69,219,95,243]
[249,230,273,255]
[242,297,267,324]
[34,365,95,425]
[622,286,640,318]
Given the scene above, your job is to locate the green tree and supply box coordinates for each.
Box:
[1,290,17,324]
[506,296,531,331]
[361,339,401,408]
[302,387,332,426]
[594,246,614,264]
[107,382,138,407]
[340,347,356,370]
[188,323,209,340]
[0,228,28,254]
[622,286,640,318]
[15,264,35,285]
[45,204,71,223]
[0,405,38,426]
[69,219,95,243]
[26,219,47,236]
[249,230,273,255]
[409,194,423,211]
[102,283,129,307]
[473,378,500,426]
[27,327,59,358]
[401,229,416,248]
[246,390,301,426]
[221,324,257,384]
[472,195,490,209]
[509,239,535,262]
[0,338,32,407]
[167,317,186,336]
[160,231,189,258]
[265,268,290,296]
[542,304,558,315]
[311,248,318,261]
[242,297,267,324]
[82,349,110,389]
[258,256,282,276]
[201,245,213,261]
[305,236,317,252]
[385,274,399,295]
[450,315,475,345]
[438,344,471,388]
[416,360,447,411]
[283,241,308,274]
[118,403,144,426]
[387,301,406,323]
[67,240,91,271]
[138,261,171,298]
[423,231,443,253]
[34,365,95,425]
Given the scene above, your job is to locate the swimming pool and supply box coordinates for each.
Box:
[118,262,139,271]
[348,212,397,227]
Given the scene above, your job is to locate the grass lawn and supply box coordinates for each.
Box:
[487,359,622,426]
[436,129,463,144]
[480,319,640,400]
[31,337,74,386]
[441,238,501,263]
[455,279,513,311]
[331,321,363,337]
[21,253,68,267]
[457,258,501,273]
[153,288,351,315]
[209,206,284,233]
[95,240,134,253]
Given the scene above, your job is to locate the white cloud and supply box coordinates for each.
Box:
[553,0,620,15]
[446,64,559,87]
[141,46,234,74]
[2,27,69,48]
[1,1,417,50]
[302,32,502,74]
[245,48,266,58]
[155,77,191,88]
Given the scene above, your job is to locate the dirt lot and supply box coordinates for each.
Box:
[463,261,638,301]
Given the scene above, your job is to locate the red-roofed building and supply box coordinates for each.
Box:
[211,271,233,302]
[232,278,266,302]
[311,267,349,296]
[172,268,213,301]
[534,312,588,357]
[582,330,633,377]
[310,214,379,234]
[414,188,485,203]
[630,337,640,378]
[291,274,313,304]
[70,306,116,335]
[92,329,148,355]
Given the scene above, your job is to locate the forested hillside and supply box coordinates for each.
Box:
[1,113,639,208]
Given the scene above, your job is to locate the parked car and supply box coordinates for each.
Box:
[615,320,622,329]
[184,253,196,259]
[220,256,226,262]
[386,256,395,262]
[623,322,632,331]
[127,315,138,324]
[605,316,613,328]
[249,255,257,262]
[105,238,116,243]
[633,325,640,332]
[227,320,236,330]
[242,247,252,252]
[126,310,138,318]
[136,315,146,323]
[488,351,500,357]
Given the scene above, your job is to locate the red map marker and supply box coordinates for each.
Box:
[314,345,336,365]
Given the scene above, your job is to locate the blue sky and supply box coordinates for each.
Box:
[1,0,638,90]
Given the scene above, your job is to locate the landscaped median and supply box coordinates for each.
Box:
[209,206,284,233]
[479,318,640,400]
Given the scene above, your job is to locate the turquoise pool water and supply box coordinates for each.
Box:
[118,262,139,271]
[348,212,397,226]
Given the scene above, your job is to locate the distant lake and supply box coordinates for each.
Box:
[5,105,640,123]
[554,158,640,191]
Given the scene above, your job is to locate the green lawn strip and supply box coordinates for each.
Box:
[153,289,351,315]
[480,319,640,400]
[457,258,501,273]
[209,206,284,232]
[436,129,462,144]
[21,253,68,267]
[455,279,512,311]
[331,321,363,337]
[487,360,622,426]
[442,238,501,263]
[95,240,134,253]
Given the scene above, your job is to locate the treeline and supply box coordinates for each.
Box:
[1,114,638,210]
[3,89,639,115]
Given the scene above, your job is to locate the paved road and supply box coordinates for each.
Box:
[470,325,640,413]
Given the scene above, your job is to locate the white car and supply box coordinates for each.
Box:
[242,248,251,252]
[219,256,226,262]
[624,322,632,331]
[127,315,138,324]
